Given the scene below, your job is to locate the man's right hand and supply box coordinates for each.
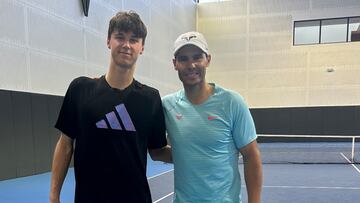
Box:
[49,134,74,203]
[50,194,60,203]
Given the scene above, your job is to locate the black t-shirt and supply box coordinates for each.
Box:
[55,76,167,203]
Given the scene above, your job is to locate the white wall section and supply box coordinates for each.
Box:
[198,0,360,107]
[0,0,196,96]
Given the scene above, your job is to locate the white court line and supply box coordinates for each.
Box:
[147,169,174,180]
[153,192,174,203]
[262,185,360,190]
[148,169,174,202]
[340,152,360,174]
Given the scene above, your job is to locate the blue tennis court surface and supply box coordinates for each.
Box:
[243,164,360,203]
[0,155,173,203]
[1,156,359,203]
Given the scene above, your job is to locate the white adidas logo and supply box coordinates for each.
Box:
[95,104,136,131]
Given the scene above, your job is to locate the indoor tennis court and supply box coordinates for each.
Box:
[1,0,360,203]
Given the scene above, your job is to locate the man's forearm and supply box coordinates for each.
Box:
[243,151,263,203]
[50,135,73,202]
[149,145,172,163]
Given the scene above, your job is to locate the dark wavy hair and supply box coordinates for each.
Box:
[107,11,147,45]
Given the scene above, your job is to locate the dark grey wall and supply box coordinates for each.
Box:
[0,89,63,180]
[251,106,360,135]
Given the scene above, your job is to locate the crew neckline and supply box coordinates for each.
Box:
[101,75,136,92]
[180,83,218,106]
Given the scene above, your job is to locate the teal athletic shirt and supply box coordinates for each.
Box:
[162,83,257,203]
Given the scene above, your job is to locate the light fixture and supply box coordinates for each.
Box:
[82,0,90,17]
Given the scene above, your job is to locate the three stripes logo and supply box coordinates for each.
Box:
[95,104,136,131]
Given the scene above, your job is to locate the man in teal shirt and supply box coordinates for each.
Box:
[162,31,263,203]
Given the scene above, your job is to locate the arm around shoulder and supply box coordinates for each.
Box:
[149,145,173,163]
[50,134,74,203]
[240,140,263,203]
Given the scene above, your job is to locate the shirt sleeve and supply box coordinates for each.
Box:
[230,93,257,149]
[147,90,167,149]
[54,79,81,139]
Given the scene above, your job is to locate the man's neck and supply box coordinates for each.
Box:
[105,64,135,90]
[184,82,213,105]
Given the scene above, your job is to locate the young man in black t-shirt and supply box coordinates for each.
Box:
[50,11,172,203]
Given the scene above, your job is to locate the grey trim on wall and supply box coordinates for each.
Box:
[251,106,360,136]
[0,90,16,180]
[0,89,63,180]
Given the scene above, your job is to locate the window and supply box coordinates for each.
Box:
[349,17,360,42]
[293,16,360,45]
[321,18,347,43]
[294,21,320,45]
